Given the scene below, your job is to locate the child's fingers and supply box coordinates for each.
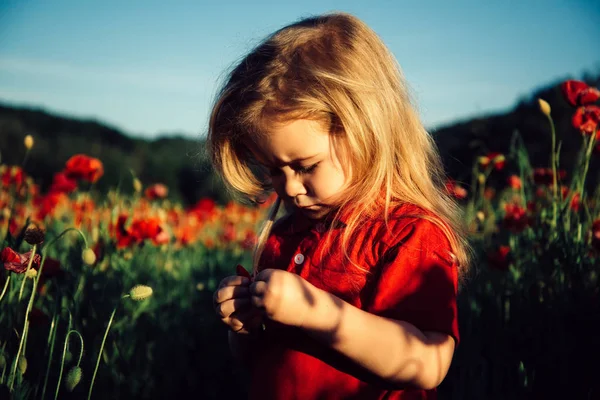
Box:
[213,285,250,306]
[215,298,251,319]
[249,280,268,309]
[227,308,264,332]
[217,275,250,290]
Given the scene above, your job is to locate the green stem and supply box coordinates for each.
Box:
[41,312,59,400]
[548,115,558,229]
[577,129,597,200]
[18,244,37,301]
[0,274,10,303]
[87,295,129,400]
[54,314,72,400]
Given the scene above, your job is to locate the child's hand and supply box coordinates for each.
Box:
[249,269,313,328]
[213,266,263,334]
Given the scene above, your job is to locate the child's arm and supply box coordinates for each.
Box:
[299,286,455,390]
[250,219,458,390]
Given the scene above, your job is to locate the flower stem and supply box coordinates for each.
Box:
[548,115,558,229]
[41,311,59,400]
[0,274,10,303]
[18,244,37,301]
[54,313,72,400]
[87,295,129,400]
[577,129,597,201]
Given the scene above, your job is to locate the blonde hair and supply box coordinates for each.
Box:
[207,12,472,283]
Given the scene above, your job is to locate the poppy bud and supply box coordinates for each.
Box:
[538,98,551,116]
[24,227,45,245]
[17,356,27,375]
[65,366,82,392]
[129,285,153,301]
[24,135,34,150]
[133,178,142,193]
[82,248,96,266]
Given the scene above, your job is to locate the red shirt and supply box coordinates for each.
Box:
[249,203,460,400]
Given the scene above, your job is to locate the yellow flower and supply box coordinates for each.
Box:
[26,268,38,279]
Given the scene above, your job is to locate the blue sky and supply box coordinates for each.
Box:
[0,0,598,138]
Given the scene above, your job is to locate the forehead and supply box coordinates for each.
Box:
[251,119,331,165]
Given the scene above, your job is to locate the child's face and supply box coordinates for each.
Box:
[252,118,349,219]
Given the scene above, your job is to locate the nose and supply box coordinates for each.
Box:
[283,174,306,199]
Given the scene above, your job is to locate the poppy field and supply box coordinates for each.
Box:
[1,80,599,399]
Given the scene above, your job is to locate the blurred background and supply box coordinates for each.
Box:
[1,2,600,399]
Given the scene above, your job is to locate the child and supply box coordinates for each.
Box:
[210,12,471,399]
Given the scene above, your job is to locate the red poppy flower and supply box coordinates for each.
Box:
[507,175,522,190]
[592,220,600,252]
[533,168,567,185]
[64,154,104,183]
[444,180,468,200]
[144,183,169,200]
[572,106,600,135]
[1,247,41,274]
[503,203,530,232]
[488,246,511,271]
[479,152,505,171]
[49,172,78,194]
[1,166,25,188]
[561,80,600,107]
[189,198,217,219]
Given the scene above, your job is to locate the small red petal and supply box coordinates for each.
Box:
[236,264,251,278]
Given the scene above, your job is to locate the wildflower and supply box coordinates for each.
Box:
[66,366,82,392]
[503,203,530,232]
[133,178,142,193]
[488,246,511,271]
[479,152,505,171]
[189,197,217,219]
[444,180,468,200]
[561,80,600,107]
[49,172,78,194]
[572,105,600,135]
[64,154,104,183]
[82,248,97,266]
[144,183,169,200]
[538,98,551,116]
[475,211,485,223]
[24,227,45,245]
[1,247,40,274]
[507,175,522,190]
[26,268,37,279]
[533,168,567,185]
[129,285,153,301]
[592,220,600,252]
[24,135,34,150]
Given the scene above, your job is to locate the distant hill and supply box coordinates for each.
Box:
[1,72,599,204]
[0,104,228,206]
[433,72,600,189]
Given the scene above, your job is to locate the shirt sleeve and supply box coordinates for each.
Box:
[366,218,460,345]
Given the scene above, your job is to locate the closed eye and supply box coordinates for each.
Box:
[294,163,318,175]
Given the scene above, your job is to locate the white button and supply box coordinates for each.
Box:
[294,253,305,264]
